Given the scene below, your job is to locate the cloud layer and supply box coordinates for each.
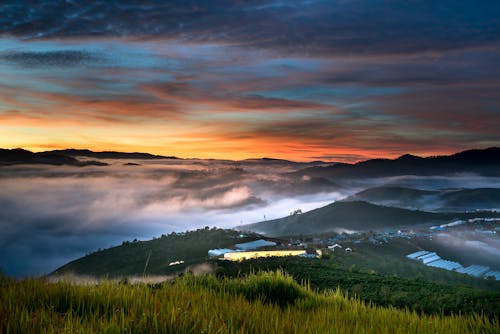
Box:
[0,159,347,276]
[2,1,500,56]
[0,1,499,160]
[2,156,500,276]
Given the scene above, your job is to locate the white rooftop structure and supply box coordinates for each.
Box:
[416,252,438,262]
[456,265,491,277]
[406,250,499,280]
[426,259,463,271]
[235,239,277,251]
[421,254,441,264]
[406,250,430,260]
[208,248,234,257]
[484,271,500,280]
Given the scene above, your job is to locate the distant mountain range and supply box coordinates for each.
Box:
[239,201,500,237]
[46,149,179,160]
[0,148,108,166]
[1,147,499,173]
[293,147,500,178]
[347,186,500,212]
[0,148,179,166]
[0,147,500,182]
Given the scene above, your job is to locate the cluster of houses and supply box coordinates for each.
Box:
[208,239,324,261]
[430,217,500,232]
[328,243,352,252]
[406,250,500,281]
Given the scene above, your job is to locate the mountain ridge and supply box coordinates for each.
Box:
[294,147,500,178]
[239,200,500,237]
[0,148,107,166]
[2,147,499,173]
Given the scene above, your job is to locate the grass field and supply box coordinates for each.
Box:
[216,257,500,316]
[1,271,498,333]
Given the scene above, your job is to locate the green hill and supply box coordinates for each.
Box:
[239,201,500,236]
[53,228,262,277]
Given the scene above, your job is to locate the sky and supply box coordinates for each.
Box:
[1,1,499,162]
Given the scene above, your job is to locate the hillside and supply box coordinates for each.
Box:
[294,147,500,179]
[52,228,262,277]
[239,201,500,236]
[347,186,500,211]
[3,272,496,334]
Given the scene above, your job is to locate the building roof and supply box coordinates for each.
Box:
[407,250,499,281]
[416,252,437,261]
[456,265,491,277]
[421,254,441,264]
[406,250,429,259]
[208,248,234,257]
[224,250,305,261]
[484,271,500,280]
[234,239,277,251]
[426,259,463,271]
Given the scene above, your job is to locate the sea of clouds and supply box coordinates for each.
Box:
[1,159,499,276]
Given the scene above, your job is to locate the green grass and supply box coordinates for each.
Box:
[216,257,500,316]
[1,272,498,333]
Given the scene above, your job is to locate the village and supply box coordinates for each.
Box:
[205,216,500,281]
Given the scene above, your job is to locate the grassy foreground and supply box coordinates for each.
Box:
[1,272,498,334]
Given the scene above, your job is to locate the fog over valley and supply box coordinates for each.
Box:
[0,158,341,276]
[1,153,500,276]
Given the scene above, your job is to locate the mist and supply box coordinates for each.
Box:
[0,159,343,276]
[1,159,499,276]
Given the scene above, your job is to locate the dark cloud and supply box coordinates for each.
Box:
[1,1,499,56]
[320,49,500,87]
[0,50,103,67]
[141,81,330,112]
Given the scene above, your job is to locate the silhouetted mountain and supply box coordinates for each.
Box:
[347,186,500,212]
[239,201,500,237]
[45,149,178,160]
[0,148,107,166]
[240,157,329,168]
[294,147,500,179]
